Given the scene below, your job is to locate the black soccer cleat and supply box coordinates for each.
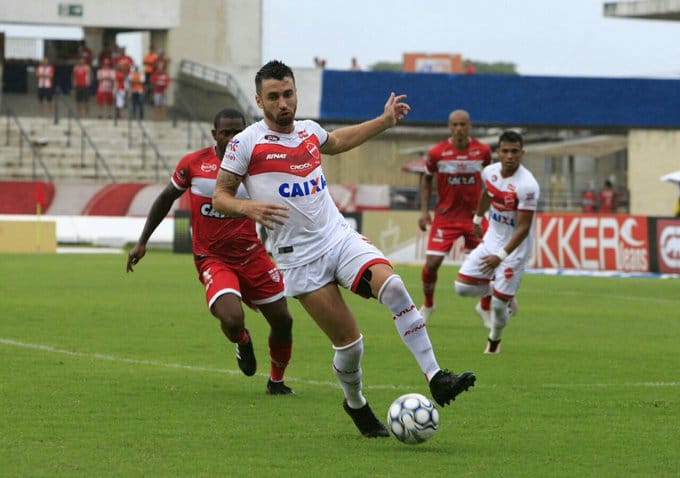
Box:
[266,379,295,395]
[343,400,390,438]
[429,369,476,407]
[235,331,257,377]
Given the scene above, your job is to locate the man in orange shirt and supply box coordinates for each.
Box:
[128,65,145,120]
[143,44,158,103]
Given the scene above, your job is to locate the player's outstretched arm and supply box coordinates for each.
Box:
[322,92,410,155]
[127,183,182,272]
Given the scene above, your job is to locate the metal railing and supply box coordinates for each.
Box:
[179,59,259,121]
[173,88,212,149]
[2,103,54,181]
[53,89,116,182]
[134,119,172,182]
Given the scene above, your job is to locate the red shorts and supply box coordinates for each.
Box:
[194,249,285,310]
[96,91,113,105]
[425,217,488,255]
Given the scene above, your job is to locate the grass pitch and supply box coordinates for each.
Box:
[1,252,679,477]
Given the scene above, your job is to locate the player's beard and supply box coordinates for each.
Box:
[265,106,296,132]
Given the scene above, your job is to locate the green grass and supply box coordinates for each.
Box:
[1,252,679,477]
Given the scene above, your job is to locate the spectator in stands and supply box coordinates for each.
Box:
[98,42,113,66]
[36,57,55,114]
[78,40,94,66]
[350,57,361,71]
[581,185,597,213]
[96,58,116,118]
[150,63,171,120]
[113,46,134,76]
[72,56,92,117]
[598,179,617,213]
[114,63,128,120]
[128,65,145,120]
[143,44,158,103]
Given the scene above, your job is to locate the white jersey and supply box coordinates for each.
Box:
[221,119,351,269]
[481,162,540,262]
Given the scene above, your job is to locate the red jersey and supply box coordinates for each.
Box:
[150,72,171,93]
[171,146,260,263]
[599,188,617,213]
[96,67,116,94]
[425,136,492,223]
[72,64,91,87]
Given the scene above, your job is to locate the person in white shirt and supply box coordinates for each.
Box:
[455,130,540,354]
[212,60,476,438]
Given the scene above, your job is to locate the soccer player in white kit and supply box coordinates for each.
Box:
[455,130,540,354]
[212,60,476,438]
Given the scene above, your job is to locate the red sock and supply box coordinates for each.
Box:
[225,327,249,344]
[269,335,292,382]
[480,295,491,311]
[421,267,438,308]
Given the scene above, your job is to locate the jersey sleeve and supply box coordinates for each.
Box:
[170,153,193,191]
[304,120,329,147]
[221,132,250,176]
[423,144,438,175]
[517,177,540,212]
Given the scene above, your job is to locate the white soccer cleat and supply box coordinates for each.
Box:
[419,305,434,322]
[474,302,492,329]
[507,297,518,317]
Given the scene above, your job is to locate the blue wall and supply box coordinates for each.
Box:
[320,70,680,128]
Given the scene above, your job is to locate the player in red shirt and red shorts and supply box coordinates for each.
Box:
[127,109,295,395]
[418,110,492,321]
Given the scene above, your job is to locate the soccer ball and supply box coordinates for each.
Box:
[386,393,439,444]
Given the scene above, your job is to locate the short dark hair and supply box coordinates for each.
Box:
[213,108,245,129]
[498,130,523,147]
[255,60,295,93]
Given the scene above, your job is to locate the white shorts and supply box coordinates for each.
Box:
[281,229,390,297]
[458,242,527,298]
[115,89,126,108]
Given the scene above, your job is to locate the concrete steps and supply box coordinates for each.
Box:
[0,116,213,182]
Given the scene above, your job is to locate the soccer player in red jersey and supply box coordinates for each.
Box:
[418,110,492,321]
[127,109,295,395]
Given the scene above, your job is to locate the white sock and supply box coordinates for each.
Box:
[489,296,508,341]
[332,335,366,409]
[378,275,440,381]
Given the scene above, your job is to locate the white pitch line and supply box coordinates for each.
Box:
[2,338,679,389]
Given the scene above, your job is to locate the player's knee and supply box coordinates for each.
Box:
[454,280,486,297]
[354,268,374,298]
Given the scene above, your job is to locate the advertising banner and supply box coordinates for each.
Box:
[530,214,650,272]
[654,218,680,274]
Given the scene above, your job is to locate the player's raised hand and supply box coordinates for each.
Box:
[383,92,411,126]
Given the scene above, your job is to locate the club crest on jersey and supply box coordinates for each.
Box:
[200,162,218,172]
[279,174,327,198]
[305,141,320,160]
[268,267,281,283]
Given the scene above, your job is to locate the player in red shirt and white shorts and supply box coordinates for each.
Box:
[127,109,295,395]
[418,110,491,321]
